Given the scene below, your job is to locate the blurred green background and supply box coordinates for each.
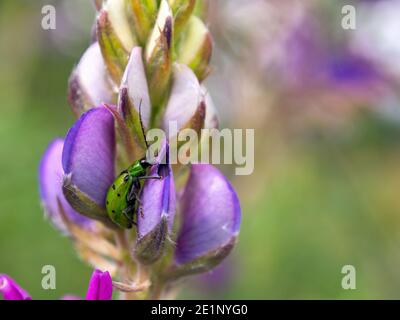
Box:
[2,0,400,299]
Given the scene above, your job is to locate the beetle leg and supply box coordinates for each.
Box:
[138,175,162,181]
[122,206,137,226]
[127,181,141,203]
[128,181,145,219]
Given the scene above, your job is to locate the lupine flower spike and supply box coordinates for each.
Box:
[3,0,242,300]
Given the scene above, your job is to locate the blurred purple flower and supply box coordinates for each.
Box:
[0,275,31,300]
[0,270,112,300]
[263,15,386,94]
[325,52,381,87]
[39,139,94,232]
[62,295,81,300]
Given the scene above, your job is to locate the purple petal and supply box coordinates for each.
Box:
[62,106,116,206]
[138,142,176,237]
[0,275,31,300]
[202,86,219,129]
[162,63,203,137]
[175,164,241,265]
[120,47,151,128]
[39,139,93,231]
[325,53,382,86]
[69,42,113,114]
[85,269,113,300]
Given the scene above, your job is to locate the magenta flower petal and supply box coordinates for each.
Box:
[62,106,116,207]
[85,269,113,300]
[0,275,31,300]
[174,164,241,265]
[62,295,82,300]
[39,139,93,231]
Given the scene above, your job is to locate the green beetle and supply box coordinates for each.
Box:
[106,104,161,228]
[106,158,160,228]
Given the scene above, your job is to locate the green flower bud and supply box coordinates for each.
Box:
[178,16,212,81]
[168,0,196,37]
[128,0,158,45]
[193,0,209,20]
[118,46,152,160]
[145,0,174,111]
[104,0,137,51]
[97,9,130,84]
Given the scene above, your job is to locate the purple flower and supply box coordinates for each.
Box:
[39,139,94,232]
[61,106,116,225]
[63,107,115,206]
[48,36,240,281]
[34,0,241,299]
[324,53,382,88]
[0,270,112,300]
[0,275,31,300]
[135,141,176,264]
[267,15,385,93]
[85,269,113,300]
[172,164,241,276]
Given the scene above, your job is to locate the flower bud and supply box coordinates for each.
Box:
[0,275,31,300]
[93,0,102,11]
[162,63,205,156]
[135,141,176,265]
[168,0,196,37]
[68,42,115,117]
[145,0,173,108]
[104,0,137,51]
[86,269,113,300]
[193,0,209,20]
[97,7,131,84]
[178,16,212,81]
[168,164,241,279]
[62,107,116,228]
[128,0,158,45]
[118,47,151,158]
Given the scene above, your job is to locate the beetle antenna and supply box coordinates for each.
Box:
[138,99,149,150]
